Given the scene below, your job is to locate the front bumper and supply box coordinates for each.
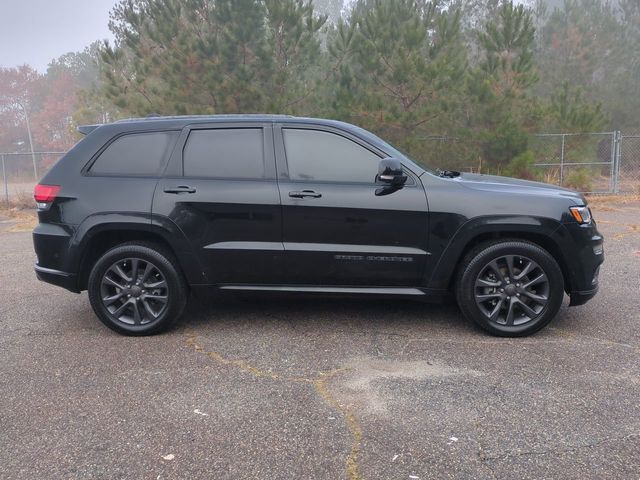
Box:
[34,265,79,293]
[555,219,604,306]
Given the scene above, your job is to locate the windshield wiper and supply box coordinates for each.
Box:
[436,169,461,178]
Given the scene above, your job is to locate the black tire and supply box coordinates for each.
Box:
[455,240,564,337]
[88,242,188,335]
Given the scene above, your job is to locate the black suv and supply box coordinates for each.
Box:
[33,115,603,336]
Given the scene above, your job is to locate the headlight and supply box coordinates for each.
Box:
[569,206,592,224]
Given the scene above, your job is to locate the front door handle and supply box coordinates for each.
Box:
[289,190,322,199]
[164,185,196,194]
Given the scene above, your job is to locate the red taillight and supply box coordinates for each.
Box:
[34,184,61,203]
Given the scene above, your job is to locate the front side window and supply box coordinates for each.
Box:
[282,128,381,183]
[90,131,178,176]
[183,128,265,179]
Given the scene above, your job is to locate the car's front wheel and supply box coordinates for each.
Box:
[88,242,188,335]
[456,240,565,337]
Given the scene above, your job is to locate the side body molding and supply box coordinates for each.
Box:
[205,241,429,256]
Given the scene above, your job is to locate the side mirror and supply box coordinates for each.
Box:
[377,158,407,186]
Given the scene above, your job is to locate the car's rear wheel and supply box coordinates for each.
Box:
[88,242,187,335]
[456,240,564,337]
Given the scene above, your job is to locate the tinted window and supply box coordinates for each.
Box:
[184,129,265,179]
[90,131,178,176]
[283,129,381,183]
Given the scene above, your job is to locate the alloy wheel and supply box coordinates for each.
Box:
[474,254,550,326]
[100,258,169,325]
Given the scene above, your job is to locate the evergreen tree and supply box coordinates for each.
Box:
[467,1,540,171]
[549,81,607,132]
[533,0,634,128]
[326,0,467,166]
[100,0,327,116]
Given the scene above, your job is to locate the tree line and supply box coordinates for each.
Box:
[1,0,638,177]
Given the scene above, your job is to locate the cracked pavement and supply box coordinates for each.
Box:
[1,201,639,479]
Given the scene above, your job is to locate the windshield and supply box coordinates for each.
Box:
[349,124,435,175]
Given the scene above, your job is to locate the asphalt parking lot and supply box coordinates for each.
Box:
[1,201,639,480]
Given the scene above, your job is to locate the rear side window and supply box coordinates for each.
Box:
[183,128,265,179]
[90,131,178,176]
[282,128,381,183]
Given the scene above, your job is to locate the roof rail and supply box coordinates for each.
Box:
[113,114,297,123]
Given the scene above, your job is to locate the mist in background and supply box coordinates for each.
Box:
[0,0,117,71]
[0,0,638,194]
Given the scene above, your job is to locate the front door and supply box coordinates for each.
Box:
[152,123,283,285]
[275,125,429,286]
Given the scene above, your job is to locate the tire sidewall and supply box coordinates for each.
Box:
[88,244,185,335]
[457,241,564,337]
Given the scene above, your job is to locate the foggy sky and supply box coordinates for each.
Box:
[0,0,118,72]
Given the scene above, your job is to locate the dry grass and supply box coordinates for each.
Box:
[0,192,37,232]
[3,191,36,209]
[586,193,640,209]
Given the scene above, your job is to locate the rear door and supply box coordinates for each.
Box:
[152,122,283,285]
[275,124,429,286]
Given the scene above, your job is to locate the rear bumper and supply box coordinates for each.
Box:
[33,222,80,292]
[569,285,599,306]
[34,265,80,293]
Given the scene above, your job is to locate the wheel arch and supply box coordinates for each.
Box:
[73,217,205,291]
[427,217,572,293]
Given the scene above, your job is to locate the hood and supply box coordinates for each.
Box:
[453,172,586,204]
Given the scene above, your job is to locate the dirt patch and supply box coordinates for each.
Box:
[613,223,640,240]
[335,357,481,415]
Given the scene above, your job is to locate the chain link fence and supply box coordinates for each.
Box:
[421,131,640,194]
[530,132,640,194]
[1,152,64,204]
[619,134,640,194]
[529,132,617,194]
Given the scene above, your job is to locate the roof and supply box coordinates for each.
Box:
[79,114,360,136]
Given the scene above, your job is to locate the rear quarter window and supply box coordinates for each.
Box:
[89,131,178,176]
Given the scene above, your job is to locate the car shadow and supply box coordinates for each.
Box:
[177,292,479,337]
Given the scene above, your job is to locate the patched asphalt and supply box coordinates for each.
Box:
[1,201,639,479]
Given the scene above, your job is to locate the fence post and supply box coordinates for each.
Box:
[609,132,617,194]
[559,134,565,186]
[614,131,622,194]
[1,154,8,203]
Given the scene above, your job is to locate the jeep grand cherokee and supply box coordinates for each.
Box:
[33,115,604,336]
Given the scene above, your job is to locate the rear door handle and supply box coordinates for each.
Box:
[289,190,322,199]
[164,185,196,194]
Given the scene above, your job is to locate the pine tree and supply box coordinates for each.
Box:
[467,1,540,171]
[549,81,607,133]
[100,0,327,116]
[325,0,467,166]
[534,0,634,129]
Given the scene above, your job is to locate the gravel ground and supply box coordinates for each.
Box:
[1,201,639,480]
